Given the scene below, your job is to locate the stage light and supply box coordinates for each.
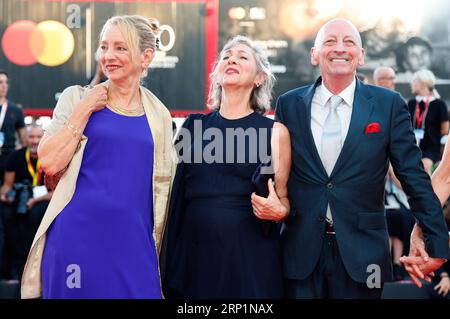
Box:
[345,0,425,32]
[313,0,342,19]
[228,7,246,20]
[249,7,266,20]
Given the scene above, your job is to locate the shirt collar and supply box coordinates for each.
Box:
[415,95,436,103]
[319,78,356,108]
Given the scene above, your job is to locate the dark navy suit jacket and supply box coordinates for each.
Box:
[275,77,449,283]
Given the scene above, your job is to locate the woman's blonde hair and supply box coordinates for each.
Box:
[99,15,160,77]
[207,35,275,114]
[412,69,440,98]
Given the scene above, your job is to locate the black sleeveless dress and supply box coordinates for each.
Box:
[163,111,283,299]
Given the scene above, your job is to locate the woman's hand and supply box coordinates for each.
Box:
[27,198,36,210]
[251,178,289,221]
[434,275,450,297]
[398,223,443,287]
[77,84,108,113]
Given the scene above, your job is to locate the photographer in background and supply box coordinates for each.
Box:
[0,70,27,185]
[0,125,51,280]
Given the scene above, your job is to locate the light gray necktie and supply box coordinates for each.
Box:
[321,95,343,224]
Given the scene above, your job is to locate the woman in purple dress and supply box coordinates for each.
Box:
[20,15,175,299]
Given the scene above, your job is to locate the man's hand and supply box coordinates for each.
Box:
[400,224,446,287]
[251,179,288,221]
[400,255,445,287]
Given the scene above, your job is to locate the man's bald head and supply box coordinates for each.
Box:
[314,18,362,49]
[373,66,396,90]
[26,124,44,155]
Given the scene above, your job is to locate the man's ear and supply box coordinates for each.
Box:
[358,47,366,67]
[311,47,319,66]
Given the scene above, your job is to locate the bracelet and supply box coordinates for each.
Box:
[65,121,80,139]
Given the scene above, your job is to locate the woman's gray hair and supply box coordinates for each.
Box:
[412,69,440,98]
[207,35,275,114]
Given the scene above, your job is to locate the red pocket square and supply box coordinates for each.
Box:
[365,122,381,134]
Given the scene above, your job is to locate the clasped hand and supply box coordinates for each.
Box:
[251,178,288,221]
[400,223,446,287]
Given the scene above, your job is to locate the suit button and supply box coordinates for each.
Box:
[318,216,325,222]
[327,182,333,189]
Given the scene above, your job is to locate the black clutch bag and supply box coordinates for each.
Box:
[252,160,275,236]
[251,160,274,198]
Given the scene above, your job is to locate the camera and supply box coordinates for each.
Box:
[6,180,33,214]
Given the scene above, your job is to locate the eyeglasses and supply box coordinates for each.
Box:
[379,76,396,80]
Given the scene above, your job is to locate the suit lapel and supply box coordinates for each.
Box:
[330,80,375,178]
[299,78,329,178]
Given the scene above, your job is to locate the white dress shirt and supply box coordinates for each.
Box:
[415,95,436,103]
[311,79,356,157]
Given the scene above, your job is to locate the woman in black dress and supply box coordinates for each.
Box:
[162,36,291,299]
[408,69,449,175]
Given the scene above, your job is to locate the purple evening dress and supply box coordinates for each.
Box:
[42,107,161,298]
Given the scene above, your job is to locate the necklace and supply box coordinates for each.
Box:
[107,97,145,116]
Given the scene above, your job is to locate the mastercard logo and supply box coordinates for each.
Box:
[1,20,75,67]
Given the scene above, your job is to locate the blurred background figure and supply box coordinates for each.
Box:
[0,125,51,281]
[373,66,396,91]
[408,69,449,175]
[0,70,27,185]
